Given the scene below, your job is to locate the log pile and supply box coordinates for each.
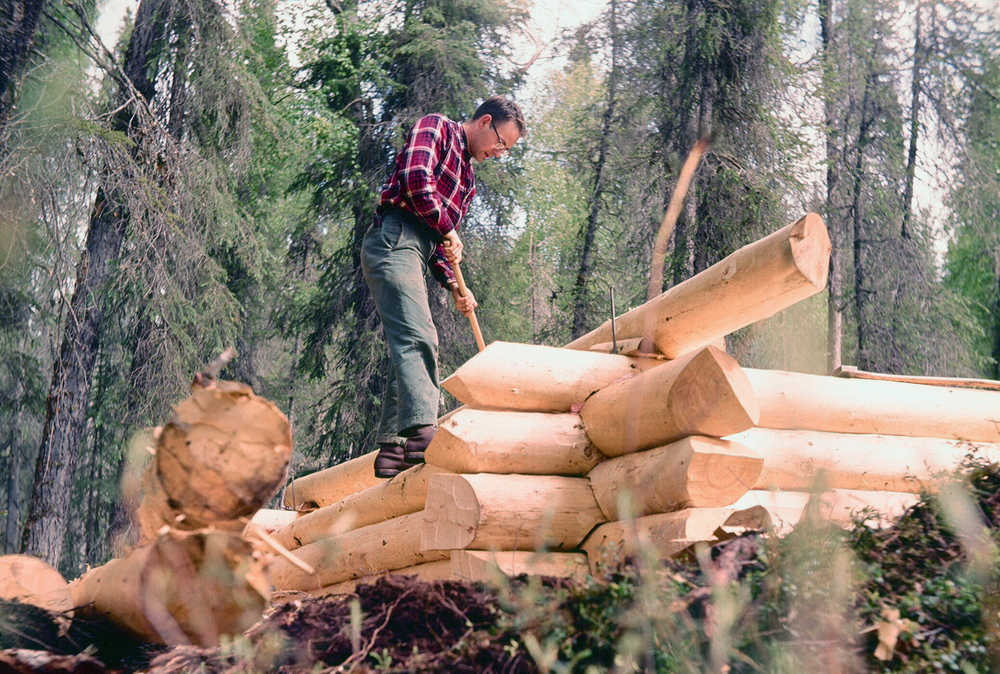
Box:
[69,378,292,647]
[273,212,1000,594]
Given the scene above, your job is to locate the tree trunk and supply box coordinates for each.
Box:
[852,73,876,370]
[571,0,619,338]
[3,436,17,554]
[900,0,922,239]
[993,256,1000,380]
[20,0,168,567]
[819,0,843,372]
[0,0,46,133]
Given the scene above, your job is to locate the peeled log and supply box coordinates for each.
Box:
[421,474,606,552]
[272,464,449,549]
[70,530,268,647]
[587,436,762,520]
[725,428,1000,494]
[580,346,759,457]
[0,555,72,613]
[426,408,603,475]
[580,507,771,576]
[157,381,292,523]
[452,550,589,583]
[745,369,1000,442]
[442,341,662,412]
[266,511,449,591]
[283,451,381,509]
[731,489,919,533]
[566,213,830,357]
[306,560,455,598]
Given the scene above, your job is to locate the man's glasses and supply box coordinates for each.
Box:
[490,121,510,154]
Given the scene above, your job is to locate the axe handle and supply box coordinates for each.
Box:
[449,256,486,352]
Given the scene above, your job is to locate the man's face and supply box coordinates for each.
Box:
[469,115,521,162]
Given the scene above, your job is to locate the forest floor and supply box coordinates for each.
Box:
[2,459,998,673]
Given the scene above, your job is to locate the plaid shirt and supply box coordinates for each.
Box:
[379,114,476,287]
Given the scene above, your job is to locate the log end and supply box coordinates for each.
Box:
[669,347,760,437]
[0,555,72,614]
[788,212,831,289]
[425,415,472,472]
[685,437,763,507]
[421,474,479,550]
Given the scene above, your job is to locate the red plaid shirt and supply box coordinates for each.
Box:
[379,114,476,287]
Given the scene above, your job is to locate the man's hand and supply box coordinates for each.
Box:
[442,230,463,265]
[451,284,478,316]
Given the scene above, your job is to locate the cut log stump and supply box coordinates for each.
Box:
[421,474,607,552]
[580,346,759,456]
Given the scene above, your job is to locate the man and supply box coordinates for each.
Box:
[362,96,525,478]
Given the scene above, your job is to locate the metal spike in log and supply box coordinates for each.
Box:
[580,346,759,457]
[69,530,269,647]
[282,451,381,509]
[566,213,831,358]
[587,436,762,520]
[420,473,607,552]
[156,381,292,524]
[272,464,449,550]
[426,408,603,475]
[726,427,1000,493]
[745,368,1000,442]
[441,341,663,412]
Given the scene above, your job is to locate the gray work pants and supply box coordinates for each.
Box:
[361,207,441,445]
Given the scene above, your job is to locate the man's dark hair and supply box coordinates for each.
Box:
[472,96,525,134]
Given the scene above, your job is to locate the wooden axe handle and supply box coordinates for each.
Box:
[445,245,486,352]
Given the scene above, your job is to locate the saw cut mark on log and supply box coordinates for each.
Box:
[451,550,590,583]
[834,365,1000,391]
[420,473,607,552]
[272,464,450,550]
[726,427,1000,494]
[441,341,664,412]
[283,450,381,509]
[746,368,1000,442]
[70,530,269,647]
[580,346,759,457]
[587,436,763,520]
[566,213,831,358]
[267,511,449,591]
[302,559,456,599]
[426,408,603,475]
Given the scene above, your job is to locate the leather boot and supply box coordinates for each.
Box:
[374,442,406,478]
[402,424,436,466]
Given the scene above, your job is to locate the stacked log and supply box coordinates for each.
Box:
[274,212,1000,589]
